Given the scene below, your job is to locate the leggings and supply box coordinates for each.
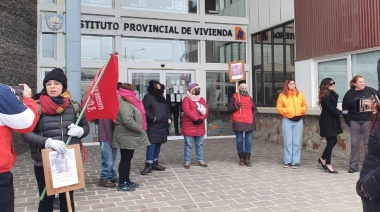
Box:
[118,149,134,185]
[321,136,337,164]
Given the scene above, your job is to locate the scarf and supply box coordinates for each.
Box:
[147,87,166,103]
[118,88,147,130]
[39,90,71,115]
[186,90,201,102]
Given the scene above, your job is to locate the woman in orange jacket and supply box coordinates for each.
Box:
[276,79,307,169]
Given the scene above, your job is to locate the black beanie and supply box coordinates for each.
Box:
[43,68,67,90]
[148,80,160,89]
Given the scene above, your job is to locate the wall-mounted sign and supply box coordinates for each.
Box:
[42,14,247,42]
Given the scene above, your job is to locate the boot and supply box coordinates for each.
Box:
[244,153,252,167]
[152,161,166,171]
[238,152,245,166]
[141,162,152,175]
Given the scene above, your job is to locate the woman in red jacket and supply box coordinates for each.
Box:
[227,83,258,167]
[182,83,209,169]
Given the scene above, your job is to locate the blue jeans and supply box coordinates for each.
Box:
[100,141,119,180]
[184,136,205,162]
[282,118,303,164]
[235,131,253,153]
[146,143,162,163]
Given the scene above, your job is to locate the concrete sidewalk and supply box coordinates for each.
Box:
[12,138,362,212]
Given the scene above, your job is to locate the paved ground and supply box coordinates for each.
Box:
[12,138,363,212]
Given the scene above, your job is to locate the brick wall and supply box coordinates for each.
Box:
[0,1,37,154]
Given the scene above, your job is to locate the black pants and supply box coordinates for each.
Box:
[34,166,74,212]
[119,149,135,185]
[321,136,337,164]
[0,172,14,212]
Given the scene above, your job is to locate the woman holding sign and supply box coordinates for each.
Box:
[23,68,90,212]
[342,75,377,173]
[228,83,258,167]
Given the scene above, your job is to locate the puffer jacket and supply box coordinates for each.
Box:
[276,90,307,118]
[143,93,171,144]
[23,102,90,166]
[227,94,258,132]
[357,113,380,209]
[113,97,149,149]
[181,97,208,136]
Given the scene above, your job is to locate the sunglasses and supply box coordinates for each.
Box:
[329,82,335,86]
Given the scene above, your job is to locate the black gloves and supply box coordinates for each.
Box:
[235,102,241,109]
[193,119,203,125]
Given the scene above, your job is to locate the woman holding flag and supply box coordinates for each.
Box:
[23,68,90,212]
[227,83,258,167]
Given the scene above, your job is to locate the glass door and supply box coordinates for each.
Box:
[128,70,194,139]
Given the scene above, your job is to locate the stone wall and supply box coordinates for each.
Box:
[254,113,355,160]
[0,1,37,154]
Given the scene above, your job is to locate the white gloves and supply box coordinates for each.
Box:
[196,102,207,115]
[45,138,67,154]
[67,123,84,138]
[342,110,349,115]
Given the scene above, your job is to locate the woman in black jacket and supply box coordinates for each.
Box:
[23,68,90,212]
[342,75,377,173]
[317,78,347,173]
[140,80,171,175]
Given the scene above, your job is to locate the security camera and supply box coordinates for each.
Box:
[161,64,165,68]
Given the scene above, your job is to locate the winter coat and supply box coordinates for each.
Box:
[113,97,149,150]
[0,84,38,173]
[356,113,380,209]
[227,94,258,132]
[319,90,343,137]
[143,93,171,144]
[276,90,308,118]
[181,97,208,136]
[23,102,90,166]
[342,86,377,122]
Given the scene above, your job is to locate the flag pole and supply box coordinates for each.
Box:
[39,52,116,201]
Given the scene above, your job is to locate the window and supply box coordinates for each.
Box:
[122,0,197,14]
[206,71,240,136]
[41,33,55,59]
[252,21,295,107]
[206,0,245,17]
[352,50,380,90]
[41,0,55,3]
[81,36,113,60]
[81,0,113,8]
[122,38,198,62]
[318,59,347,102]
[206,41,246,63]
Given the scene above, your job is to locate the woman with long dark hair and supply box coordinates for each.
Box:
[317,78,347,173]
[276,79,307,169]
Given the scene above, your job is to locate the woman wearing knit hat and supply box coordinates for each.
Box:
[141,80,172,175]
[23,68,90,211]
[227,83,258,167]
[182,83,209,169]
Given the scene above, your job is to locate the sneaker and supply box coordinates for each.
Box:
[117,183,136,192]
[291,164,299,169]
[126,181,140,189]
[184,162,190,169]
[283,163,291,168]
[99,179,116,187]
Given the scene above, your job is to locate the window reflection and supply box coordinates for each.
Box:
[206,71,240,136]
[122,0,197,14]
[122,38,198,62]
[81,36,113,60]
[42,33,55,59]
[206,41,246,63]
[206,0,245,17]
[252,22,295,107]
[81,0,113,8]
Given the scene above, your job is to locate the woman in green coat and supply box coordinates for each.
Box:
[113,83,149,191]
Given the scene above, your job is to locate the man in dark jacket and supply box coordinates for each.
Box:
[141,80,171,175]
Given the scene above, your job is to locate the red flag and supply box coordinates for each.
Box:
[82,53,119,121]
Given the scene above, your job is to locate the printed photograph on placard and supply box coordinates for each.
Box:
[228,61,246,82]
[355,97,379,113]
[49,149,78,189]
